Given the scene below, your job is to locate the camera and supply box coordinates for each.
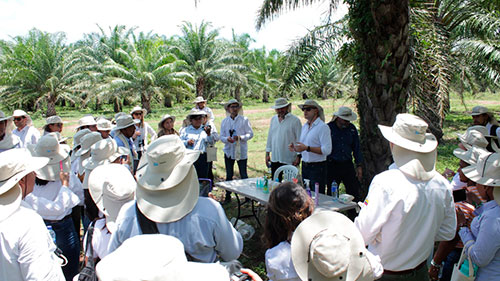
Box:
[220,260,252,281]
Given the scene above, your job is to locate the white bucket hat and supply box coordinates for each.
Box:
[457,126,490,150]
[113,112,127,124]
[298,100,325,122]
[0,149,49,221]
[193,96,207,104]
[83,139,129,170]
[114,115,140,131]
[43,115,64,130]
[97,118,113,131]
[70,128,91,162]
[88,164,135,232]
[224,99,243,111]
[333,106,357,121]
[271,98,290,109]
[77,115,97,130]
[96,234,230,281]
[462,152,500,187]
[12,109,33,126]
[76,132,103,157]
[291,211,374,281]
[0,111,20,150]
[130,106,147,117]
[28,133,71,181]
[378,113,438,153]
[135,135,200,223]
[453,146,491,166]
[470,106,490,116]
[187,108,207,118]
[158,114,176,129]
[0,110,12,123]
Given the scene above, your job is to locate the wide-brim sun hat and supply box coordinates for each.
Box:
[462,152,500,187]
[378,113,438,153]
[0,110,13,123]
[457,126,490,150]
[88,164,135,232]
[470,105,489,116]
[12,109,33,126]
[43,115,64,130]
[453,146,491,165]
[0,134,20,150]
[82,138,129,170]
[158,114,176,129]
[224,99,243,111]
[75,132,103,157]
[96,234,230,281]
[333,106,357,122]
[130,106,147,117]
[135,135,200,223]
[298,100,325,122]
[28,133,71,181]
[70,128,92,162]
[187,108,208,118]
[114,115,140,131]
[193,96,207,104]
[291,211,374,281]
[0,148,49,221]
[97,118,113,131]
[271,98,290,109]
[77,115,97,130]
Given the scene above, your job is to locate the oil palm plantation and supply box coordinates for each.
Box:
[0,29,86,116]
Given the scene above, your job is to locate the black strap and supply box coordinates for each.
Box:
[135,203,159,234]
[486,125,500,152]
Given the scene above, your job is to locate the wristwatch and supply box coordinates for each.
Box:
[430,259,441,268]
[307,146,311,152]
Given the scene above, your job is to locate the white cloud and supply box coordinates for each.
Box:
[0,0,347,51]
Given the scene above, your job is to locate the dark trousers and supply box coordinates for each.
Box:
[45,216,80,281]
[271,162,286,181]
[301,161,327,194]
[326,159,362,201]
[70,206,82,241]
[441,248,461,281]
[194,153,209,179]
[225,154,248,200]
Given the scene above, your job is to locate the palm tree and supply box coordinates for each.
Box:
[0,29,85,116]
[247,48,283,102]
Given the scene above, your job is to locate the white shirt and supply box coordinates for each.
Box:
[133,122,157,153]
[299,118,332,163]
[84,218,111,260]
[354,168,457,271]
[108,197,243,262]
[450,172,467,191]
[265,241,300,281]
[266,114,302,165]
[0,203,65,281]
[24,180,80,221]
[195,106,215,123]
[13,126,40,148]
[220,115,254,160]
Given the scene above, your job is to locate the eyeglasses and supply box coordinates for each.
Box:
[301,107,315,112]
[53,123,63,127]
[13,116,25,121]
[132,112,143,116]
[230,105,240,109]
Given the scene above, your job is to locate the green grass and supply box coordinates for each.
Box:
[5,92,500,280]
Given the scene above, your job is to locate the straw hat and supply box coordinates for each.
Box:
[135,135,200,223]
[0,149,49,221]
[224,99,243,111]
[298,100,325,122]
[97,118,113,131]
[28,133,71,181]
[114,115,140,130]
[88,164,135,232]
[271,98,290,109]
[130,106,147,117]
[453,145,491,166]
[158,114,176,129]
[193,96,207,104]
[291,211,373,281]
[470,106,490,116]
[333,107,357,122]
[96,234,230,281]
[12,109,33,126]
[77,115,97,130]
[82,139,129,170]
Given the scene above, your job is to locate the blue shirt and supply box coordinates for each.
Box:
[180,125,214,153]
[327,121,363,165]
[459,200,500,280]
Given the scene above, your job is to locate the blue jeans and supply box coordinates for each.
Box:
[441,248,461,281]
[45,216,80,281]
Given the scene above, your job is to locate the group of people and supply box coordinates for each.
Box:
[0,99,499,281]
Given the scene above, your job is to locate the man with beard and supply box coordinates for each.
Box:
[265,98,302,178]
[326,107,363,207]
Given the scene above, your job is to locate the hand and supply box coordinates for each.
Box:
[133,130,141,139]
[122,155,131,165]
[293,142,307,152]
[227,137,235,143]
[292,156,301,166]
[187,139,195,146]
[442,168,455,178]
[240,268,263,281]
[288,143,295,152]
[265,154,271,168]
[59,172,70,187]
[232,135,239,141]
[356,166,363,182]
[204,126,211,136]
[456,208,466,230]
[428,264,440,280]
[466,187,482,205]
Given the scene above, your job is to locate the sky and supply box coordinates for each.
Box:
[0,0,347,51]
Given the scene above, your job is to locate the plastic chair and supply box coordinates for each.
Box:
[273,165,299,182]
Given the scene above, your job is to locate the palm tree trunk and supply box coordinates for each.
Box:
[196,77,205,98]
[141,93,151,113]
[46,93,57,117]
[234,85,241,101]
[113,97,122,113]
[350,0,411,192]
[262,90,269,103]
[164,94,173,107]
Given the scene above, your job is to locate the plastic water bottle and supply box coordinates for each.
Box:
[304,179,312,197]
[331,181,338,201]
[314,182,319,206]
[47,225,56,243]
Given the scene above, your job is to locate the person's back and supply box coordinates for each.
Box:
[108,197,243,262]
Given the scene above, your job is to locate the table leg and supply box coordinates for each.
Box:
[251,200,262,228]
[233,194,242,227]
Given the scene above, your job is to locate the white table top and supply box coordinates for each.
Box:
[215,178,357,212]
